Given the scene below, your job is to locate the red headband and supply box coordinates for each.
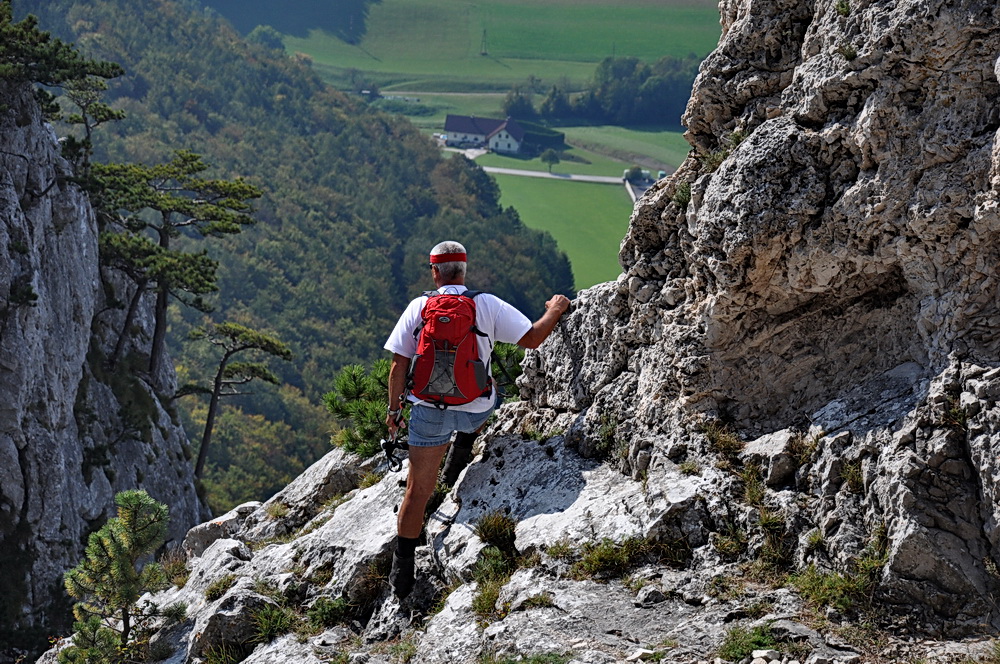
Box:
[429,252,467,263]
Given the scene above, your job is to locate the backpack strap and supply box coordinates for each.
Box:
[412,290,489,339]
[460,291,491,338]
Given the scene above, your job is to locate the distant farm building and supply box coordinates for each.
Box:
[444,114,525,154]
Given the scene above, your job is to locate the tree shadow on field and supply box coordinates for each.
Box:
[204,0,382,43]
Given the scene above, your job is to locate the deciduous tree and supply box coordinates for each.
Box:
[540,148,560,173]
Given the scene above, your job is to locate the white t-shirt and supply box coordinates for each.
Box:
[384,285,532,412]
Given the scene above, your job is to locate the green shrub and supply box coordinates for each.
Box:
[568,535,691,580]
[837,44,858,61]
[59,490,170,664]
[203,643,245,664]
[716,624,778,661]
[472,546,517,625]
[678,459,701,476]
[752,507,793,578]
[943,394,969,432]
[204,574,238,601]
[835,0,850,16]
[698,130,747,174]
[545,538,576,560]
[713,524,748,559]
[479,652,572,664]
[359,471,385,489]
[160,549,190,588]
[805,529,825,555]
[791,527,886,613]
[700,421,743,460]
[474,546,517,584]
[324,361,393,458]
[789,432,820,467]
[252,604,297,643]
[789,565,860,612]
[572,537,645,579]
[388,638,418,663]
[840,460,864,494]
[475,510,518,554]
[307,596,351,630]
[740,464,766,506]
[161,602,188,623]
[521,592,555,608]
[672,181,692,207]
[265,502,289,519]
[471,575,507,625]
[593,414,619,460]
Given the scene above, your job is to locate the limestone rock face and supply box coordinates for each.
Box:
[0,81,206,644]
[514,0,1000,636]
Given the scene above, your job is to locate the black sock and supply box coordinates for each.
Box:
[396,535,419,558]
[454,431,477,450]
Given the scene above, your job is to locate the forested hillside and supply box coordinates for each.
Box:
[14,0,573,511]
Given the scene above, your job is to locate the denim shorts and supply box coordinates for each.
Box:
[407,394,499,447]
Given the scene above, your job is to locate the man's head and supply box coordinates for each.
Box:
[429,240,467,285]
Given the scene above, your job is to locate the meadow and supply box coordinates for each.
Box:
[282,0,721,92]
[476,143,640,177]
[489,174,633,289]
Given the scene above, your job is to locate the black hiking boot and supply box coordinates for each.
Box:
[441,444,473,487]
[389,551,415,598]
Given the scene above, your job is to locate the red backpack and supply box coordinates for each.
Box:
[407,290,491,407]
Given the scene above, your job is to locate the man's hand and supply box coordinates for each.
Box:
[518,293,573,349]
[386,353,410,434]
[386,412,406,434]
[546,294,570,315]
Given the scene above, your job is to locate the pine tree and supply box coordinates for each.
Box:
[0,0,122,85]
[323,359,392,459]
[93,151,262,379]
[0,0,122,120]
[184,322,293,478]
[59,76,127,178]
[99,231,218,371]
[60,490,169,664]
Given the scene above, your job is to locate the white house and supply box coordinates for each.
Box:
[443,115,525,154]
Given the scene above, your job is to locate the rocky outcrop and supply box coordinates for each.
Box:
[516,0,1000,639]
[0,80,206,650]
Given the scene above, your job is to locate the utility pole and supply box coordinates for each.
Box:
[481,28,488,56]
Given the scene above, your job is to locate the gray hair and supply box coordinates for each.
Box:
[430,240,467,281]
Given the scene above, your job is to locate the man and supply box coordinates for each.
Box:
[383,240,571,598]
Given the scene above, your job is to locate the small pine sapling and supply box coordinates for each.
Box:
[60,490,170,664]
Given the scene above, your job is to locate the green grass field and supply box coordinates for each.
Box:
[284,0,720,91]
[474,125,689,174]
[476,146,632,176]
[562,126,693,170]
[490,173,633,290]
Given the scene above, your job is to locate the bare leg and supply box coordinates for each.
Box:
[397,443,450,538]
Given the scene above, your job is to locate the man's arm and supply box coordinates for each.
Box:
[385,353,410,433]
[517,295,571,349]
